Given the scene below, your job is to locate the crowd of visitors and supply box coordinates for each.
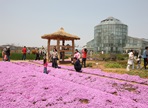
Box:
[1,45,148,73]
[126,47,148,71]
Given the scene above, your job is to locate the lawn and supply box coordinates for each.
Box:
[86,60,148,78]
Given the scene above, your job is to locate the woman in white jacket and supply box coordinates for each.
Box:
[126,50,134,71]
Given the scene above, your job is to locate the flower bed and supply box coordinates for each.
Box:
[0,61,148,108]
[30,60,148,85]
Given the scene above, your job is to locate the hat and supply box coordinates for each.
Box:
[3,48,6,51]
[6,46,10,48]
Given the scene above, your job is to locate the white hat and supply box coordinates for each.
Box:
[3,48,6,51]
[6,46,10,48]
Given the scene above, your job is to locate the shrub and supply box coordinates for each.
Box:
[11,53,37,60]
[117,54,128,60]
[86,63,93,67]
[105,62,122,68]
[64,55,69,59]
[0,53,2,58]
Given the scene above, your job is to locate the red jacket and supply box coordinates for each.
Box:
[82,49,87,58]
[22,48,27,54]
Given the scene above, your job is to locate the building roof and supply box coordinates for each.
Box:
[99,17,124,25]
[41,27,80,40]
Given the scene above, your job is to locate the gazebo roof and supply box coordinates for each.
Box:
[41,27,80,40]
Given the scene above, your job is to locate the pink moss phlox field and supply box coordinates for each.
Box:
[0,61,148,108]
[30,60,148,85]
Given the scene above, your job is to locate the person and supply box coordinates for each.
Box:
[6,46,10,62]
[27,48,30,55]
[126,50,134,71]
[43,58,48,74]
[2,48,6,61]
[136,55,142,69]
[52,48,58,68]
[74,49,81,61]
[22,46,27,60]
[81,47,87,68]
[73,57,82,72]
[101,50,104,54]
[142,47,148,69]
[35,48,40,60]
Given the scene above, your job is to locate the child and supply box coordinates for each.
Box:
[43,58,48,74]
[136,55,142,69]
[73,57,82,72]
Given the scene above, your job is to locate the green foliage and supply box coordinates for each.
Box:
[1,53,36,60]
[86,63,93,67]
[91,53,129,61]
[64,55,69,59]
[105,62,122,68]
[116,54,128,60]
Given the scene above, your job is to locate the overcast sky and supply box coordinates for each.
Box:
[0,0,148,47]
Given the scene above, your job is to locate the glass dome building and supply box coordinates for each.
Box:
[94,17,128,53]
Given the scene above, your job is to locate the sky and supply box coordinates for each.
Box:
[0,0,148,47]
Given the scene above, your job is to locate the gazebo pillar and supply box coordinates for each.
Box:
[57,38,60,64]
[62,40,65,61]
[72,39,75,56]
[47,39,50,62]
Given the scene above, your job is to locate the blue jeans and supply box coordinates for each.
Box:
[82,58,86,67]
[7,55,10,61]
[22,54,26,60]
[44,67,47,74]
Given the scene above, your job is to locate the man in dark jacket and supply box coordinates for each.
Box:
[6,46,10,61]
[142,47,148,69]
[73,57,82,72]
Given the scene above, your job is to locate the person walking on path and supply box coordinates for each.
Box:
[142,47,148,69]
[22,46,27,60]
[43,58,48,74]
[73,57,82,72]
[81,47,87,68]
[6,46,10,62]
[126,50,134,71]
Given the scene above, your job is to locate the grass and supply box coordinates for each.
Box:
[87,60,148,78]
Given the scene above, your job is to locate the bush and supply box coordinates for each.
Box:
[0,53,2,58]
[105,62,122,68]
[0,53,36,60]
[117,54,128,60]
[86,63,93,67]
[64,55,69,59]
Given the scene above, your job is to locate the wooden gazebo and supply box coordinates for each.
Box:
[41,27,80,62]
